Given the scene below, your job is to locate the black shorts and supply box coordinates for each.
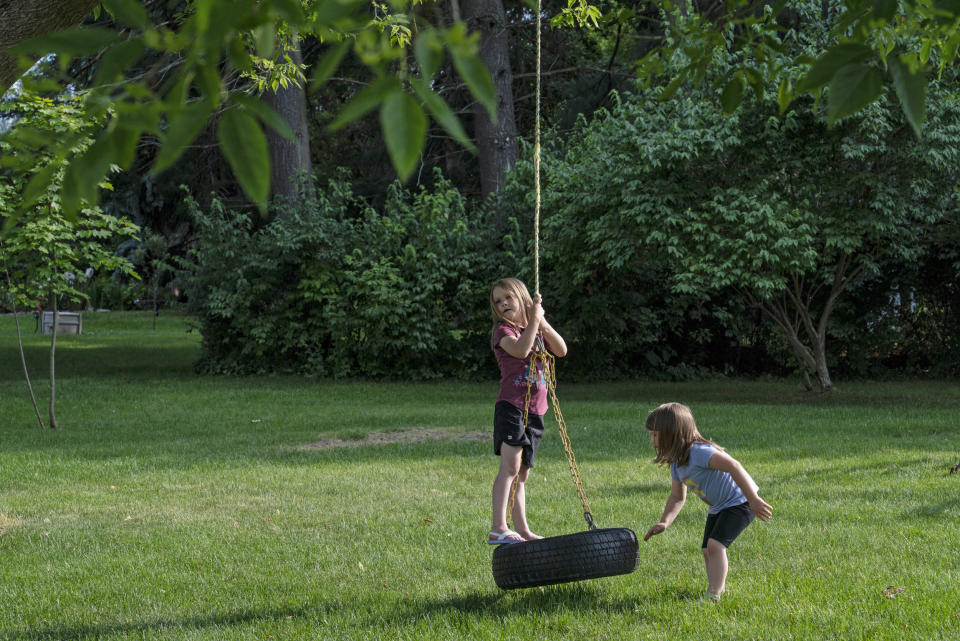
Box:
[493,400,544,469]
[702,501,755,549]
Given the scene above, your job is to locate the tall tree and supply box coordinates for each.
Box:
[0,0,99,91]
[463,0,518,203]
[262,29,314,207]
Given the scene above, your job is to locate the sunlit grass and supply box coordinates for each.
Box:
[1,312,958,640]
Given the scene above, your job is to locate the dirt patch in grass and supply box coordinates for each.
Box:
[0,513,24,536]
[300,427,490,450]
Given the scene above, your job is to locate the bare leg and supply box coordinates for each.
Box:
[703,538,729,597]
[492,445,523,535]
[510,465,541,540]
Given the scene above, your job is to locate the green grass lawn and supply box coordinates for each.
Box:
[1,311,959,640]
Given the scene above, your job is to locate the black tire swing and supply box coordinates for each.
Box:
[491,344,640,589]
[491,2,639,590]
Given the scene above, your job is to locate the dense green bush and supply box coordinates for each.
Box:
[186,172,521,379]
[504,81,960,386]
[499,105,764,380]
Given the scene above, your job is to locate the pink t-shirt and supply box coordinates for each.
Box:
[492,323,548,415]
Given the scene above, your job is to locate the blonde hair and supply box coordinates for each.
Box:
[489,278,534,336]
[645,402,719,466]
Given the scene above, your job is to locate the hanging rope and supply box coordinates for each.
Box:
[533,0,542,300]
[505,0,596,534]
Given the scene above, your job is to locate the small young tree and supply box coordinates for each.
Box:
[1,93,139,428]
[131,231,176,330]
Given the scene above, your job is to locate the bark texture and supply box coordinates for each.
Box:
[263,31,314,208]
[0,0,100,91]
[462,0,518,201]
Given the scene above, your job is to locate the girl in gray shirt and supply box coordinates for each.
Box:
[643,402,773,603]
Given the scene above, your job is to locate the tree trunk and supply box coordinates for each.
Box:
[813,342,833,391]
[16,307,46,428]
[755,295,831,392]
[2,240,46,428]
[263,30,314,209]
[0,0,100,91]
[49,289,59,429]
[462,0,518,208]
[152,275,159,330]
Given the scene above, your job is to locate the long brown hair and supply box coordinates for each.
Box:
[646,402,719,466]
[489,278,533,339]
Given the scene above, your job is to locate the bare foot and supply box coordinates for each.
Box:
[516,530,543,541]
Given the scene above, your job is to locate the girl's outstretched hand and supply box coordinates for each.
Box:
[749,497,773,521]
[643,523,667,541]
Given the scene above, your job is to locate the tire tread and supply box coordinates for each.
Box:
[492,527,639,589]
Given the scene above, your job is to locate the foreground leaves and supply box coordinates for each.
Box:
[3,0,494,220]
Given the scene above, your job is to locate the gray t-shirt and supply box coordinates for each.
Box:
[670,443,755,514]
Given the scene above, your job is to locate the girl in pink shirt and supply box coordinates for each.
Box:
[487,278,567,545]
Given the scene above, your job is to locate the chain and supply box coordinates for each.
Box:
[507,338,596,531]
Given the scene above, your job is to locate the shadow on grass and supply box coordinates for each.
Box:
[0,344,200,382]
[1,584,697,640]
[397,581,698,623]
[560,380,960,408]
[0,604,317,641]
[913,497,960,519]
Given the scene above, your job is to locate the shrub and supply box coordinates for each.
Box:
[186,172,521,379]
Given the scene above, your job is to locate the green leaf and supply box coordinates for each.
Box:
[872,0,898,21]
[253,23,276,58]
[311,0,367,24]
[195,64,223,107]
[827,63,883,124]
[311,40,350,89]
[227,36,253,72]
[777,76,794,114]
[742,67,765,100]
[103,0,150,29]
[328,76,400,130]
[113,101,161,133]
[267,0,305,23]
[932,0,960,16]
[11,26,118,57]
[17,163,59,214]
[889,56,926,138]
[660,78,683,101]
[414,29,444,80]
[799,43,873,93]
[94,39,146,87]
[231,93,294,140]
[62,134,116,218]
[111,124,141,169]
[942,32,960,66]
[450,51,497,122]
[217,108,270,209]
[153,101,213,173]
[720,75,744,114]
[379,91,426,181]
[659,67,689,101]
[410,78,475,153]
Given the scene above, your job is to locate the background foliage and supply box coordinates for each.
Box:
[2,0,959,385]
[0,94,139,312]
[186,172,522,380]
